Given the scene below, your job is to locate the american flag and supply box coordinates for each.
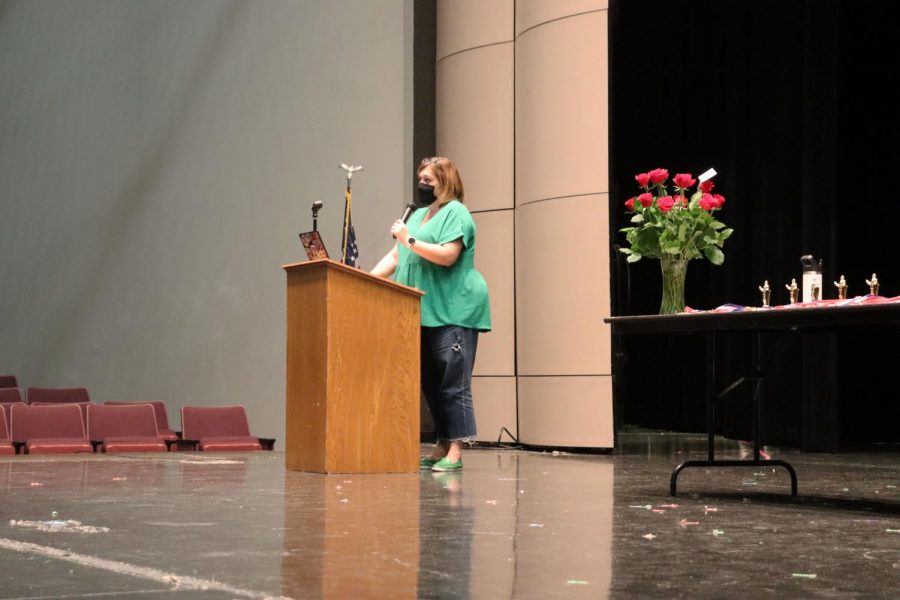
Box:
[341,194,359,267]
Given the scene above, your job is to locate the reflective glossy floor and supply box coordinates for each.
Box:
[1,435,899,599]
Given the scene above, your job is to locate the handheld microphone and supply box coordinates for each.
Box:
[400,203,415,223]
[393,203,416,239]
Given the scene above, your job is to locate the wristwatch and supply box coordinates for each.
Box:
[408,237,417,247]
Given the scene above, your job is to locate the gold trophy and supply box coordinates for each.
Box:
[834,275,848,300]
[758,280,771,308]
[786,278,799,304]
[866,273,880,296]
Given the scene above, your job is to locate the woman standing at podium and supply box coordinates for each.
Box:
[371,156,491,472]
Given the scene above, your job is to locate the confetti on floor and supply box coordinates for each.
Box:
[9,519,110,534]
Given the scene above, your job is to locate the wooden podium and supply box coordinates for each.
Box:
[283,259,423,473]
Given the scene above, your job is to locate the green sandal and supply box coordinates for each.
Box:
[419,456,440,470]
[431,457,463,472]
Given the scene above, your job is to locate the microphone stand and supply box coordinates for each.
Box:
[311,202,323,232]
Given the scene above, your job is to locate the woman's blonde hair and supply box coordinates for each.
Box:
[418,156,465,205]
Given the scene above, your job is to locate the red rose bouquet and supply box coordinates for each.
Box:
[619,168,732,265]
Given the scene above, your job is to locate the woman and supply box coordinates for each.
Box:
[371,156,491,472]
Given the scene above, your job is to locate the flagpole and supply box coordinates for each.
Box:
[342,180,351,263]
[339,163,363,264]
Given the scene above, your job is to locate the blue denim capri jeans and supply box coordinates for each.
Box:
[420,325,478,442]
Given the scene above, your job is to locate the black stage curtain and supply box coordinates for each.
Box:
[609,0,900,448]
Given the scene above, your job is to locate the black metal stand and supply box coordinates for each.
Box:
[667,331,798,496]
[310,201,322,232]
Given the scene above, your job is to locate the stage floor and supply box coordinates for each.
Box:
[1,434,899,599]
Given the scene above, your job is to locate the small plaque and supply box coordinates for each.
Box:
[299,231,329,261]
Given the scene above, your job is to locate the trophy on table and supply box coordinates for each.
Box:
[786,279,799,304]
[866,273,880,296]
[758,280,771,308]
[834,275,848,300]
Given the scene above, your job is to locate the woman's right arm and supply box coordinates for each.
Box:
[370,243,399,278]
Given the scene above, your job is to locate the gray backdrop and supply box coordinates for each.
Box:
[0,0,414,445]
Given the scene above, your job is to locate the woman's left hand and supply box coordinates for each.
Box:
[391,220,409,244]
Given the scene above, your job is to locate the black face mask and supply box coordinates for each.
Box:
[417,183,436,206]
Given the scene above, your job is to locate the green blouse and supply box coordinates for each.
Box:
[394,200,491,331]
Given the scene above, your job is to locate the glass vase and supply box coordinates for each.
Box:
[659,256,689,315]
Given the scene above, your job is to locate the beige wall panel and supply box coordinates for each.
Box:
[472,376,517,443]
[437,0,514,61]
[516,195,610,376]
[518,376,613,447]
[515,11,608,206]
[516,0,607,36]
[436,45,514,212]
[472,210,515,376]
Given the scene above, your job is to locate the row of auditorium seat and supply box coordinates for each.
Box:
[0,388,174,433]
[1,385,91,404]
[0,383,273,454]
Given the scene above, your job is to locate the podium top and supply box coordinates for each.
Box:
[282,258,424,298]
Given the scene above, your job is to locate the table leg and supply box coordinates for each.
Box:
[707,331,717,462]
[670,331,798,497]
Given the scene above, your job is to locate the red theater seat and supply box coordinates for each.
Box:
[26,387,90,404]
[181,405,269,451]
[0,375,17,389]
[0,388,25,425]
[0,388,22,403]
[31,401,93,429]
[0,405,24,439]
[0,410,15,455]
[104,401,179,443]
[87,404,167,453]
[0,402,24,434]
[9,404,93,454]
